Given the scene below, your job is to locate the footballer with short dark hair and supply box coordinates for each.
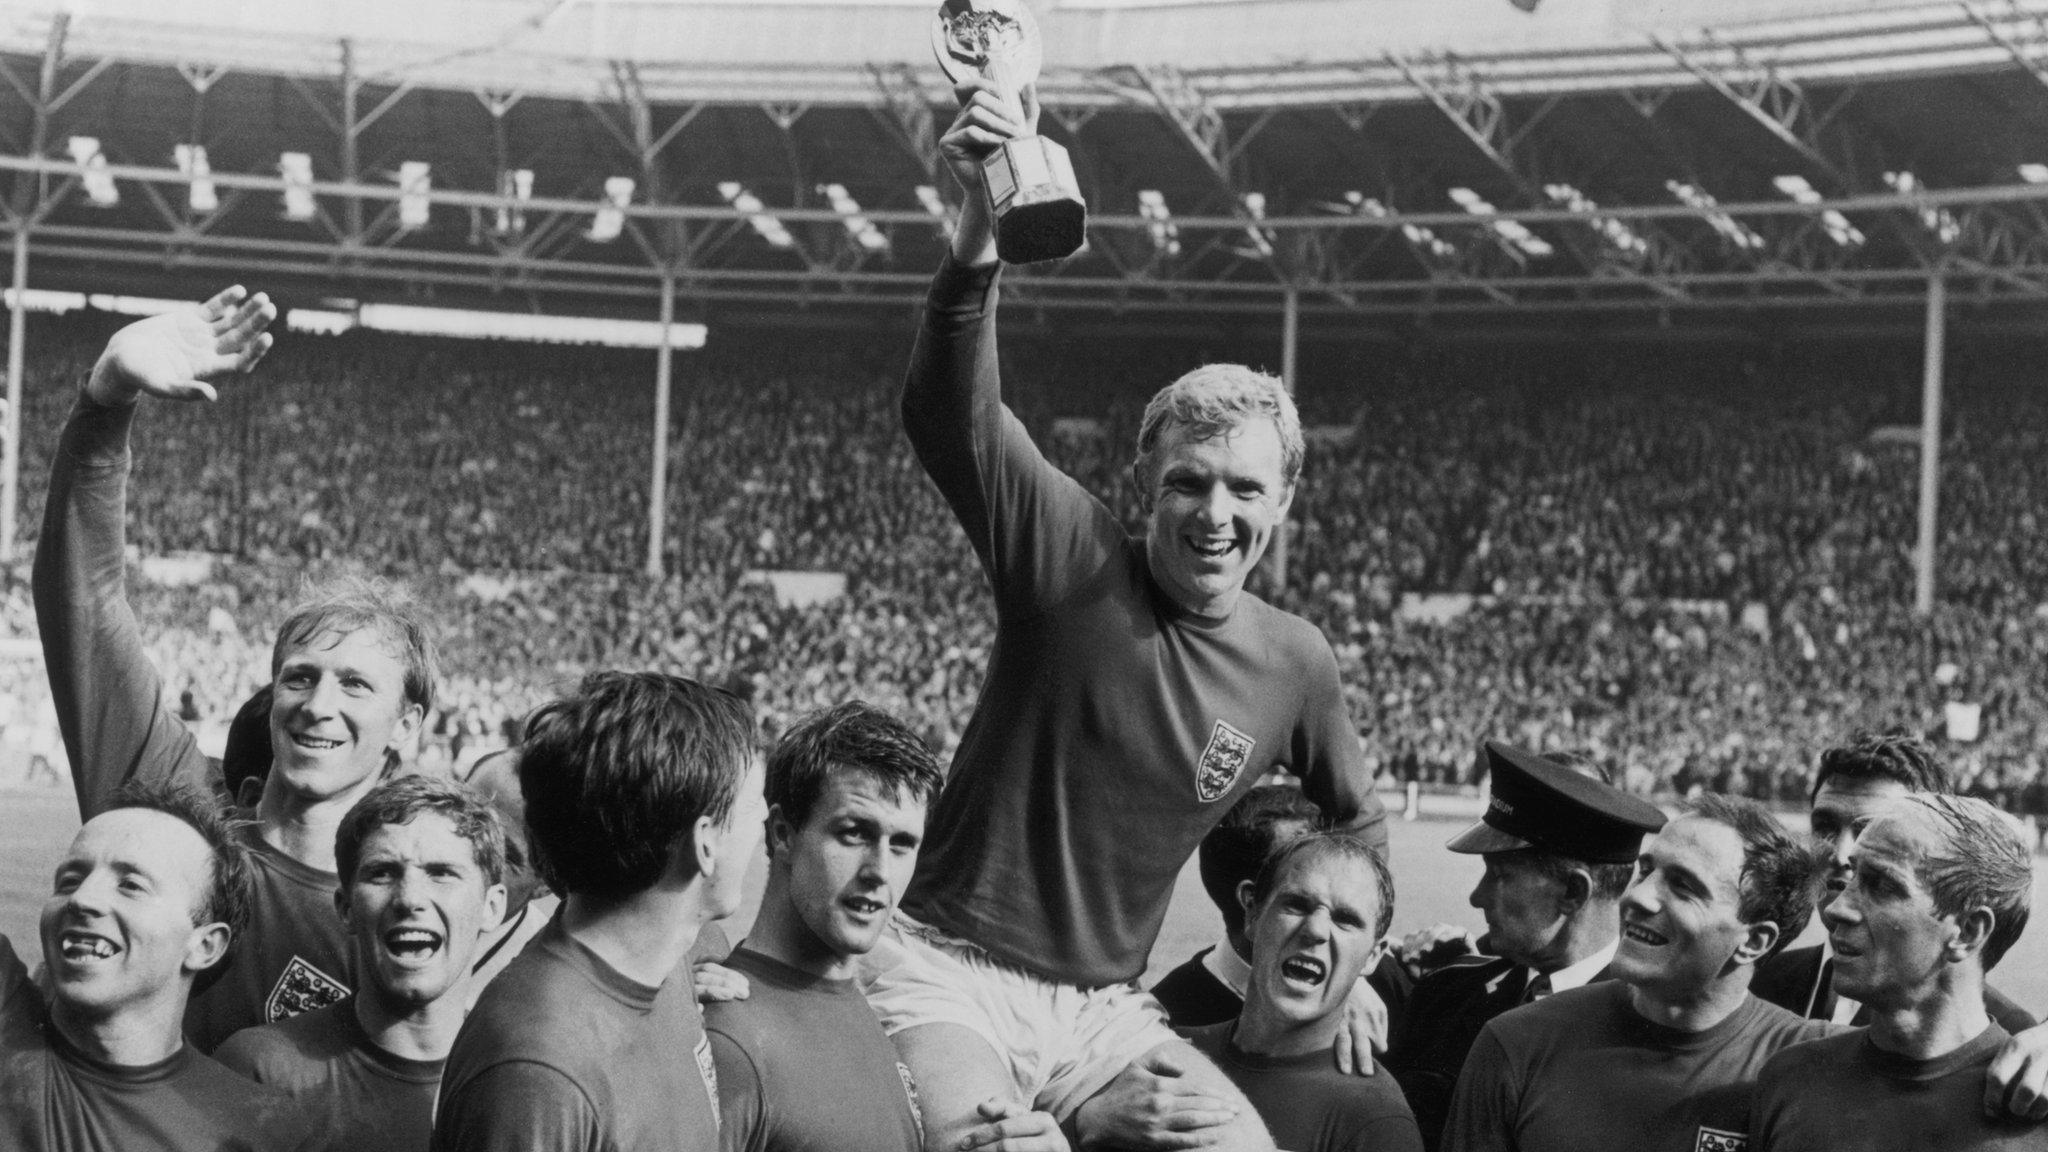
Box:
[1442,794,1831,1152]
[432,671,764,1152]
[216,776,509,1152]
[706,701,1040,1152]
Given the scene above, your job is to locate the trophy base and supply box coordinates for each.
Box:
[983,136,1087,264]
[996,197,1087,265]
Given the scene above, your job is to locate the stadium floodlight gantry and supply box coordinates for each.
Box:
[7,0,2048,599]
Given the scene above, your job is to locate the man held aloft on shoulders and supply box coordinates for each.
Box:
[886,74,1389,1152]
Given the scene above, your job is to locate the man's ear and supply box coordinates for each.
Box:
[1557,868,1594,915]
[387,700,426,757]
[1130,460,1153,515]
[482,882,509,933]
[691,813,724,885]
[1731,919,1780,968]
[1949,906,1997,964]
[1237,879,1260,924]
[183,921,233,976]
[333,885,350,922]
[764,805,795,863]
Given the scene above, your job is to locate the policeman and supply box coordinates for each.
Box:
[1382,740,1665,1151]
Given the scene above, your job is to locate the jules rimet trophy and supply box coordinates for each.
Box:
[932,0,1087,263]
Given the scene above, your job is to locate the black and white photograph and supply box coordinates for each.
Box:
[4,0,2048,1148]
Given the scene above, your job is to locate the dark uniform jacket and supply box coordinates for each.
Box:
[1382,954,1614,1152]
[1752,944,2037,1032]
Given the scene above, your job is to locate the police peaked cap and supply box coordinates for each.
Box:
[1445,740,1666,865]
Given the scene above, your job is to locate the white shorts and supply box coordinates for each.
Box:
[865,912,1179,1120]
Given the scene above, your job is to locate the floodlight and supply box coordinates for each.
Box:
[497,169,534,235]
[821,183,888,253]
[1773,173,1863,247]
[1543,182,1647,257]
[1237,192,1275,258]
[1137,190,1181,255]
[1448,186,1553,258]
[280,152,317,221]
[588,176,635,243]
[1329,191,1456,259]
[716,182,794,249]
[173,144,217,213]
[915,184,954,238]
[1883,171,1959,244]
[2020,163,2048,185]
[67,137,118,207]
[1666,180,1764,250]
[397,162,431,231]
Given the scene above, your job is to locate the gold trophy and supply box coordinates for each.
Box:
[932,0,1086,263]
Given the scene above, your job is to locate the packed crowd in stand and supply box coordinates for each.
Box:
[7,101,2048,1146]
[5,309,2048,812]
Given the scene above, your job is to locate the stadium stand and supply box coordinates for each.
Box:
[6,308,2048,814]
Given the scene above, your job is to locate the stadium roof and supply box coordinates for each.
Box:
[8,0,2048,335]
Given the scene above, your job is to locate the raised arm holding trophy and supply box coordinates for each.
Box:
[932,0,1086,264]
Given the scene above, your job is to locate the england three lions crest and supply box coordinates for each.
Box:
[1695,1127,1747,1152]
[265,956,349,1023]
[1196,720,1255,802]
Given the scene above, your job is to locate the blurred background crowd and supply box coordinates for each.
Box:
[5,307,2048,820]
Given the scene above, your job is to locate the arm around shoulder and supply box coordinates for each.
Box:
[1437,1027,1519,1152]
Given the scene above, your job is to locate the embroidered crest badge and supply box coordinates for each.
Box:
[898,1062,926,1137]
[1695,1126,1748,1152]
[265,956,349,1022]
[1196,720,1255,802]
[695,1034,722,1125]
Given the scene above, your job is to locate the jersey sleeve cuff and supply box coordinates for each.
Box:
[60,390,138,466]
[927,255,1001,319]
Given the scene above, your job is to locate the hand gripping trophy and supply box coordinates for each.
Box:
[932,0,1087,263]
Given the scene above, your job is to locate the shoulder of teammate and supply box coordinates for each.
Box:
[1745,992,1843,1050]
[213,1006,345,1083]
[1344,1107,1427,1152]
[1174,1019,1231,1059]
[212,1025,280,1081]
[704,1027,766,1152]
[1751,1028,1851,1117]
[435,1059,600,1152]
